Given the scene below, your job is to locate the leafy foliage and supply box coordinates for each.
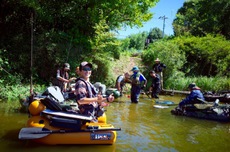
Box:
[128,32,148,50]
[0,0,159,85]
[173,0,230,39]
[146,27,163,43]
[142,39,186,82]
[172,35,230,77]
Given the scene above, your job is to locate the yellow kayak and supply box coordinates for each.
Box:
[18,98,120,145]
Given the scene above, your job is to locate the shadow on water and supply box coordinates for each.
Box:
[1,94,230,152]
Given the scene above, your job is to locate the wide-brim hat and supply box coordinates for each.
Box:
[131,66,139,71]
[155,58,160,62]
[155,58,161,62]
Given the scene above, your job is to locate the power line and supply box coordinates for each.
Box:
[159,15,168,38]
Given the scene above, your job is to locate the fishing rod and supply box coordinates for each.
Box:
[30,13,34,96]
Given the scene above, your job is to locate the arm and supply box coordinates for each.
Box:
[57,70,76,83]
[57,70,70,83]
[179,91,196,106]
[78,94,114,105]
[140,74,147,87]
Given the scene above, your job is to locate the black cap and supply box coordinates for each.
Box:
[188,83,196,89]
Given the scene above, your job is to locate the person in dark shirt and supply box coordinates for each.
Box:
[179,83,205,107]
[152,58,166,89]
[56,63,76,92]
[149,71,161,98]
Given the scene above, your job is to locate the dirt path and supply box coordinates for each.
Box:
[112,56,143,77]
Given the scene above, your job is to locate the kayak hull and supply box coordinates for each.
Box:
[171,105,230,122]
[21,99,118,145]
[26,115,117,145]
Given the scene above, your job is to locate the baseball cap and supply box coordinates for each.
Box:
[79,61,93,70]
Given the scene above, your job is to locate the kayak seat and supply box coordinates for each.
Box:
[41,97,63,111]
[42,86,65,103]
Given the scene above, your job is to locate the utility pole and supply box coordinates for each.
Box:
[159,15,168,38]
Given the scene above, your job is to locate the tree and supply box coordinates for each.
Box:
[173,0,230,39]
[145,27,163,47]
[128,32,148,50]
[172,35,230,77]
[0,0,160,84]
[147,27,163,42]
[142,39,186,84]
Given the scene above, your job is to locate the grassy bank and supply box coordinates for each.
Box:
[165,76,230,92]
[0,84,46,102]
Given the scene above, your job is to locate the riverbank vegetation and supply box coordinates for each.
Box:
[0,0,229,101]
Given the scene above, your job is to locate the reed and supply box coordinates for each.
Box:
[165,76,230,92]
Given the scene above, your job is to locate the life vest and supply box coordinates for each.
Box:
[130,72,141,85]
[116,75,125,86]
[52,69,70,91]
[75,78,102,117]
[58,68,69,80]
[75,78,97,98]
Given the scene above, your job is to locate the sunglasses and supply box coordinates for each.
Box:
[82,67,92,71]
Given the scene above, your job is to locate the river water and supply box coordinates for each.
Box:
[1,94,230,152]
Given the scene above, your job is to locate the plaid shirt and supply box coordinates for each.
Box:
[75,78,98,107]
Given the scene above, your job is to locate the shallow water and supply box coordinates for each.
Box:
[1,94,230,152]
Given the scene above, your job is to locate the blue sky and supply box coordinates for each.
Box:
[116,0,185,38]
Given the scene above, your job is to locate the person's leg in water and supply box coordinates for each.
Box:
[131,85,141,103]
[151,87,159,98]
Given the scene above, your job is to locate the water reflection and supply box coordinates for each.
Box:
[1,94,230,152]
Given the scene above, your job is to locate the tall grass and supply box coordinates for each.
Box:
[0,84,46,101]
[165,76,230,92]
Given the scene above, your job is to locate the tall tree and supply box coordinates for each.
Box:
[147,27,163,42]
[173,0,230,39]
[0,0,159,84]
[145,27,163,47]
[128,32,148,50]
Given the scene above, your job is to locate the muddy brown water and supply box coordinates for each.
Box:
[1,94,230,152]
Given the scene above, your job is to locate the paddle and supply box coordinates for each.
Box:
[197,98,210,104]
[19,127,121,140]
[197,98,216,105]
